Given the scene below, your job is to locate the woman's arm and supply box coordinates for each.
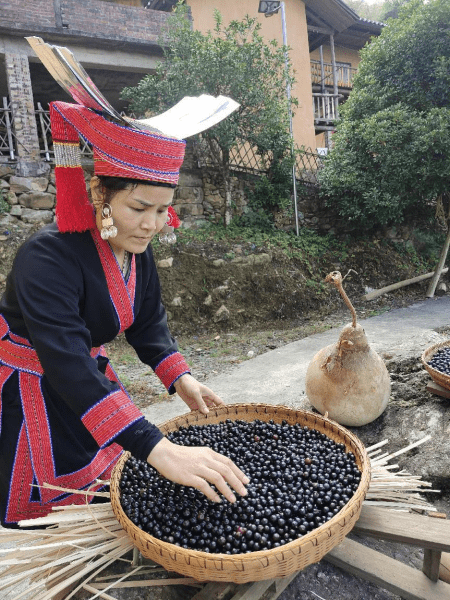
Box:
[125,249,224,412]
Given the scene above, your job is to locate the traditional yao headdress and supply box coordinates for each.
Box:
[27,37,240,233]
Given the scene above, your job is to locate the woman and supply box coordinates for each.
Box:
[0,100,248,527]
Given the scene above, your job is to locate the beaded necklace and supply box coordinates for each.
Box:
[122,251,131,279]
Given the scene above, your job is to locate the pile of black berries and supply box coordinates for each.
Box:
[428,347,450,375]
[119,419,361,554]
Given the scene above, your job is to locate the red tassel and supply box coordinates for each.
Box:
[167,206,180,229]
[54,167,96,233]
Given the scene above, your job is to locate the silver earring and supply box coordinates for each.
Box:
[100,203,118,240]
[159,223,176,244]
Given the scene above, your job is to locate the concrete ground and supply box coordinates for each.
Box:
[142,295,450,426]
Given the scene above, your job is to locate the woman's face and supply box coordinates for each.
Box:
[91,179,175,261]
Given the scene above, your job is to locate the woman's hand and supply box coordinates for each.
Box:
[174,373,224,415]
[147,438,250,503]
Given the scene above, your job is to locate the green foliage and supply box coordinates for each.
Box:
[0,190,9,214]
[345,0,386,22]
[122,3,296,225]
[410,228,446,263]
[235,206,276,232]
[319,0,450,231]
[123,5,295,141]
[171,221,339,263]
[238,130,295,231]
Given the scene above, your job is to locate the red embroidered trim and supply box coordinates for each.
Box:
[5,424,122,523]
[0,365,13,437]
[9,332,32,347]
[155,352,190,391]
[19,372,123,504]
[0,339,44,376]
[128,254,136,305]
[0,321,128,522]
[91,228,136,334]
[81,388,143,448]
[0,315,9,338]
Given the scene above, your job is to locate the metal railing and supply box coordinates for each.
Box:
[295,147,323,186]
[35,103,93,161]
[310,61,357,89]
[1,99,323,187]
[0,98,16,161]
[195,137,323,186]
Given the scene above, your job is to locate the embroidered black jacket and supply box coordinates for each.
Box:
[0,223,189,525]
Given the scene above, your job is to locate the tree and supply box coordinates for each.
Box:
[319,0,450,233]
[122,3,296,226]
[344,0,385,23]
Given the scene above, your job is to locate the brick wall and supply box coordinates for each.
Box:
[0,0,56,30]
[61,0,169,43]
[0,0,171,45]
[5,53,41,162]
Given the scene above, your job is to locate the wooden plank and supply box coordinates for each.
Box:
[271,572,298,598]
[82,584,117,600]
[354,505,450,552]
[191,582,237,600]
[230,579,274,600]
[423,549,442,582]
[228,583,253,600]
[426,380,450,399]
[324,537,450,600]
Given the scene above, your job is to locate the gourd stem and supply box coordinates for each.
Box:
[325,271,357,328]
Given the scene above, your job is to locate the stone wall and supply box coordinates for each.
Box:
[0,145,253,231]
[0,156,420,244]
[0,162,419,246]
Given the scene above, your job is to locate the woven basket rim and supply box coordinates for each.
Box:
[110,403,370,579]
[421,340,450,390]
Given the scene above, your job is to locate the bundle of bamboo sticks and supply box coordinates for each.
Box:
[0,436,437,600]
[365,434,437,511]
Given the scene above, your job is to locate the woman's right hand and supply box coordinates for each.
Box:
[147,438,250,504]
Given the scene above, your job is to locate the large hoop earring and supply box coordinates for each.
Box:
[159,223,177,245]
[100,203,118,240]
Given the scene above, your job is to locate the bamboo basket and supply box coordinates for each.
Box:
[421,340,450,390]
[110,403,370,583]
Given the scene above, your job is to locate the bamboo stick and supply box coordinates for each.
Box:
[81,585,117,600]
[80,566,142,600]
[363,268,448,301]
[89,578,203,589]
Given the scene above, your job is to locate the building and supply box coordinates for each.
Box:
[0,0,382,170]
[0,0,171,174]
[186,0,383,150]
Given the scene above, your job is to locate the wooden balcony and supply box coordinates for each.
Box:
[311,60,357,89]
[312,93,342,130]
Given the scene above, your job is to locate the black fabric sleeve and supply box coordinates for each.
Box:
[125,251,179,368]
[114,419,164,462]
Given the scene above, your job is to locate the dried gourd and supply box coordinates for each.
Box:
[305,271,390,426]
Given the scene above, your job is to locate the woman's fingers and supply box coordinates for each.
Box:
[203,388,225,408]
[193,453,250,503]
[148,440,249,504]
[173,375,224,414]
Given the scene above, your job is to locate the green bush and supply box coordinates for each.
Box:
[0,190,10,214]
[319,0,450,232]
